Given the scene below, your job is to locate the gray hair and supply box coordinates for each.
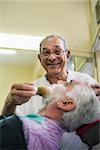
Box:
[61,84,100,132]
[43,83,100,132]
[39,34,68,53]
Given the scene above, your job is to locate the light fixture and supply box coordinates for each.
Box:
[0,33,44,51]
[0,49,16,55]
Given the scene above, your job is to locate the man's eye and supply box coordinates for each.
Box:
[55,51,61,55]
[43,52,49,56]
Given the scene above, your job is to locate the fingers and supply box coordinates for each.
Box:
[12,83,37,95]
[95,88,100,96]
[91,83,100,89]
[8,83,37,105]
[91,83,100,96]
[11,83,35,91]
[11,88,36,98]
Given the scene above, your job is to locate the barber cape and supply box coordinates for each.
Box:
[0,114,27,150]
[0,114,64,150]
[20,113,64,150]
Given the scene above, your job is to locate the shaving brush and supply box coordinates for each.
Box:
[36,86,52,97]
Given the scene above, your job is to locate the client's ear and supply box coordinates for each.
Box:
[57,99,76,112]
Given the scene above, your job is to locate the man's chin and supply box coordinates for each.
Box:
[47,70,61,77]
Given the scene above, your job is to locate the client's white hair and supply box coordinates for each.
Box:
[43,83,100,132]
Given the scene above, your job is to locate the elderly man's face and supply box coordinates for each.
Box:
[38,37,69,78]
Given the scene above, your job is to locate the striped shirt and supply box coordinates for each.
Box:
[20,114,64,150]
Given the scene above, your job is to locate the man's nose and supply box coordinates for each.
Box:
[48,53,56,60]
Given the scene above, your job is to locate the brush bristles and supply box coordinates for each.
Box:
[37,86,51,97]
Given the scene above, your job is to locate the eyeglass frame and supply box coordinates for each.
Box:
[39,48,67,58]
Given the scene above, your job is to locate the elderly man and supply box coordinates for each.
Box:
[1,81,100,150]
[2,35,100,150]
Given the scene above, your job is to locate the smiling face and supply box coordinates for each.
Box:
[38,37,69,78]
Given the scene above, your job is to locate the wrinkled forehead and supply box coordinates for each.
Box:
[41,37,65,50]
[50,81,79,98]
[51,81,81,93]
[64,80,81,92]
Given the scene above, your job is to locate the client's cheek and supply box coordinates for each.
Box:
[66,86,73,92]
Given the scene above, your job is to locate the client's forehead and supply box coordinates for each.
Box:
[64,80,80,92]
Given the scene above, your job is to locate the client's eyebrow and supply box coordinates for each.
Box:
[64,80,73,86]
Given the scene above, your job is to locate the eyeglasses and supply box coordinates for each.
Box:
[40,49,67,58]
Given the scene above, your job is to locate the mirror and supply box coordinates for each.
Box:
[68,56,94,77]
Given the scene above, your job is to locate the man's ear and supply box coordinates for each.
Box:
[66,50,70,58]
[57,99,76,112]
[38,54,41,62]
